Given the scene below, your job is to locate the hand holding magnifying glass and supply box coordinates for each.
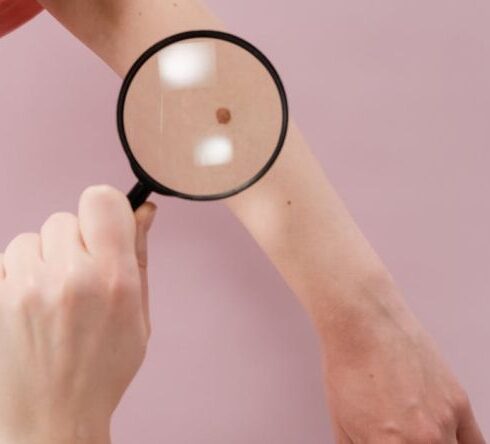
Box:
[117,30,289,209]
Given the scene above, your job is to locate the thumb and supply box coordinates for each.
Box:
[134,202,157,335]
[135,202,157,270]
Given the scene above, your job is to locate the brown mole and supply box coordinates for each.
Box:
[216,107,232,124]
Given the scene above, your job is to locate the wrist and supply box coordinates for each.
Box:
[309,267,420,353]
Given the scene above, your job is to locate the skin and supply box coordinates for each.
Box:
[1,0,486,442]
[0,186,156,444]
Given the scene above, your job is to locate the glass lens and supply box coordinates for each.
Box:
[122,36,285,197]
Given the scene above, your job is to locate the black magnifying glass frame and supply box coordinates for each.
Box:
[117,30,289,210]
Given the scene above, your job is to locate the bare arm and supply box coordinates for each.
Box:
[31,1,485,442]
[37,0,399,343]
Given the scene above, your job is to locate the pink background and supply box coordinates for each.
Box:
[1,0,489,441]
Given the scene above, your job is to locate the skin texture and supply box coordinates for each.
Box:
[0,0,43,38]
[0,186,156,444]
[3,0,487,442]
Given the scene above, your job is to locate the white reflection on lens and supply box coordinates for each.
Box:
[157,41,216,89]
[194,136,234,167]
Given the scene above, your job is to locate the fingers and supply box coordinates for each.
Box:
[3,233,43,279]
[134,202,157,333]
[78,186,136,262]
[458,403,486,444]
[41,212,85,264]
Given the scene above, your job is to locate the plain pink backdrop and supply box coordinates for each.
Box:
[1,1,489,441]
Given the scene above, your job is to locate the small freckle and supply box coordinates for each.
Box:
[216,107,231,124]
[369,373,374,379]
[138,11,142,16]
[287,200,292,206]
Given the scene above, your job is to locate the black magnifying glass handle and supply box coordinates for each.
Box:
[128,182,152,211]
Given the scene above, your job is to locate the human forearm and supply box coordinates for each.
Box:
[226,125,408,319]
[35,0,405,331]
[25,2,484,440]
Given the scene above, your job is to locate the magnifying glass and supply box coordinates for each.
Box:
[117,30,289,210]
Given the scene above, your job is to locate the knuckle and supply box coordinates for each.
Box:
[16,232,39,243]
[43,212,77,231]
[5,232,39,253]
[56,261,99,307]
[107,267,135,299]
[85,184,115,194]
[104,261,140,307]
[82,185,124,204]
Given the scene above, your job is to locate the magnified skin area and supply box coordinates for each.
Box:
[123,38,283,197]
[28,0,486,443]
